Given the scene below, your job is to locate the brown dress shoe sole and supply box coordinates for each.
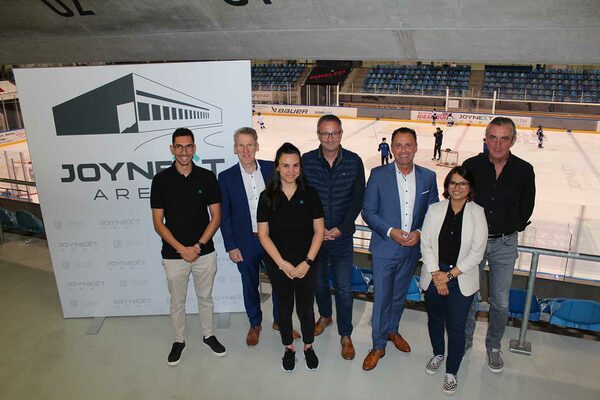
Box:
[341,337,356,360]
[388,334,411,352]
[362,351,385,371]
[314,317,333,336]
[246,326,261,347]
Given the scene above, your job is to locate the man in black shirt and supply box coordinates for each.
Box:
[151,128,226,366]
[462,117,535,374]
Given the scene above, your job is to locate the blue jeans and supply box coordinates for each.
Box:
[425,263,474,375]
[465,232,518,350]
[314,237,354,337]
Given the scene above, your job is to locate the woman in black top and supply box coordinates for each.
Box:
[257,142,325,372]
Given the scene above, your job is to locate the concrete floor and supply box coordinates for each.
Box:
[1,232,599,400]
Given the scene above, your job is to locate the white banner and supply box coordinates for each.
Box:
[255,104,358,117]
[0,129,26,145]
[252,91,273,102]
[411,110,532,127]
[15,61,250,318]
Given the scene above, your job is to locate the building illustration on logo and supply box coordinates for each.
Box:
[52,73,223,136]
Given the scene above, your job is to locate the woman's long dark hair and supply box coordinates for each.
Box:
[263,142,305,210]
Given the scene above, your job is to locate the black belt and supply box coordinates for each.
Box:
[488,232,516,239]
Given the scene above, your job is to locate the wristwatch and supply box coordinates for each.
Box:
[304,257,314,266]
[446,271,455,281]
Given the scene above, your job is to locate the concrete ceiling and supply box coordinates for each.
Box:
[1,0,599,65]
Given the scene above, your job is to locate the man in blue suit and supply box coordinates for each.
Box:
[218,127,299,346]
[362,127,438,371]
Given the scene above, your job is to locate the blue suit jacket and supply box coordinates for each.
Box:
[218,159,274,253]
[362,163,438,260]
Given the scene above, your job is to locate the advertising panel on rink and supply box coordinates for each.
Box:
[15,61,250,318]
[255,104,358,117]
[411,110,532,127]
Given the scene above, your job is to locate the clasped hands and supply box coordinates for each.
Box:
[179,244,202,263]
[324,227,342,241]
[278,259,310,279]
[431,270,450,296]
[390,228,420,247]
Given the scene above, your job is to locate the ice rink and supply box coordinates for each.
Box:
[253,114,600,283]
[3,114,600,282]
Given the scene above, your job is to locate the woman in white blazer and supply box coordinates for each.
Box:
[419,166,488,395]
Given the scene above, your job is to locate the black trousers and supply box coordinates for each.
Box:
[433,144,442,160]
[424,263,474,375]
[266,260,317,345]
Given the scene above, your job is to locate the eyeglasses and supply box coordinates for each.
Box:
[448,181,469,189]
[318,131,342,139]
[173,144,194,152]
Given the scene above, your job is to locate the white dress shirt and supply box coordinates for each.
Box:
[387,164,416,237]
[239,161,265,233]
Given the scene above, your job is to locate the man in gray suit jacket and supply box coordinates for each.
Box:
[362,127,438,371]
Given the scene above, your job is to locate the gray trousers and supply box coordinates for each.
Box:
[465,232,518,350]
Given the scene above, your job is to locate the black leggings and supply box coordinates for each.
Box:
[266,260,317,345]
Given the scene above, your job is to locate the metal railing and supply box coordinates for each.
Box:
[509,246,600,355]
[0,177,37,203]
[353,225,600,356]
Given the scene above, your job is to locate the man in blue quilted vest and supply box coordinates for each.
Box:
[302,114,365,361]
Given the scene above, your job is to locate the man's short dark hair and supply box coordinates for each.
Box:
[382,137,386,141]
[317,114,342,129]
[172,127,194,144]
[486,117,517,138]
[391,127,417,143]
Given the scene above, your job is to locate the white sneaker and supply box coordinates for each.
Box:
[443,373,458,395]
[425,355,445,375]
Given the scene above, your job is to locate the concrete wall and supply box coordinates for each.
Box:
[1,1,599,64]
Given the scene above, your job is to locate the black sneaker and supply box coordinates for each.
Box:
[167,342,185,366]
[304,346,319,371]
[281,348,296,372]
[203,335,226,357]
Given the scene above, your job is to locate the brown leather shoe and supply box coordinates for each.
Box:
[246,325,261,346]
[272,322,301,340]
[387,332,411,352]
[314,316,333,336]
[341,336,355,360]
[362,349,385,371]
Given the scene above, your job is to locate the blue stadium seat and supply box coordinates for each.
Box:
[15,210,44,234]
[548,299,600,332]
[509,288,541,321]
[406,276,422,302]
[0,207,19,230]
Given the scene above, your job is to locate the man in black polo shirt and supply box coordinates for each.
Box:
[462,117,535,374]
[151,127,226,366]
